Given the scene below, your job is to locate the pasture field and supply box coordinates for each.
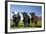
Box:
[10,20,42,28]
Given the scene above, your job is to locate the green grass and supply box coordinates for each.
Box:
[11,20,42,28]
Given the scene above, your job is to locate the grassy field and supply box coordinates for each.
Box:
[11,20,42,28]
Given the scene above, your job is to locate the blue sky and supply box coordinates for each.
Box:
[10,5,42,16]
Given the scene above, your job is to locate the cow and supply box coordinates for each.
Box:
[30,13,38,27]
[21,12,30,27]
[12,12,21,27]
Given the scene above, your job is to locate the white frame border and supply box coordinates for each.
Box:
[7,2,44,32]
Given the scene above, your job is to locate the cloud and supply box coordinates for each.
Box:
[14,11,18,14]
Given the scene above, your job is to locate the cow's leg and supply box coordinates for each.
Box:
[26,22,28,27]
[25,23,27,27]
[28,20,30,27]
[31,20,33,27]
[23,20,27,27]
[25,23,28,27]
[24,22,26,27]
[15,22,18,27]
[23,20,25,27]
[34,21,37,27]
[28,22,30,27]
[28,24,29,27]
[24,23,27,27]
[24,22,28,27]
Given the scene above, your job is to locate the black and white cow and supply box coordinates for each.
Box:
[12,12,21,27]
[21,12,30,27]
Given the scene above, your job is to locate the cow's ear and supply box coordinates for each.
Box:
[30,13,31,14]
[21,12,23,14]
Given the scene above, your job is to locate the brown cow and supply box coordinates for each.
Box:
[30,13,38,27]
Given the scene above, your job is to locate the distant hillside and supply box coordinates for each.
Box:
[38,16,42,21]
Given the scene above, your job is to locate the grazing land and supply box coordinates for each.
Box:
[10,20,42,28]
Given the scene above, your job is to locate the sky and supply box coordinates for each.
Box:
[10,5,42,20]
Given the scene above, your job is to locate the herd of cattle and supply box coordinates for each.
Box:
[12,12,38,27]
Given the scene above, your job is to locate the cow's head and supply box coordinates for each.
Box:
[21,12,27,17]
[30,12,35,16]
